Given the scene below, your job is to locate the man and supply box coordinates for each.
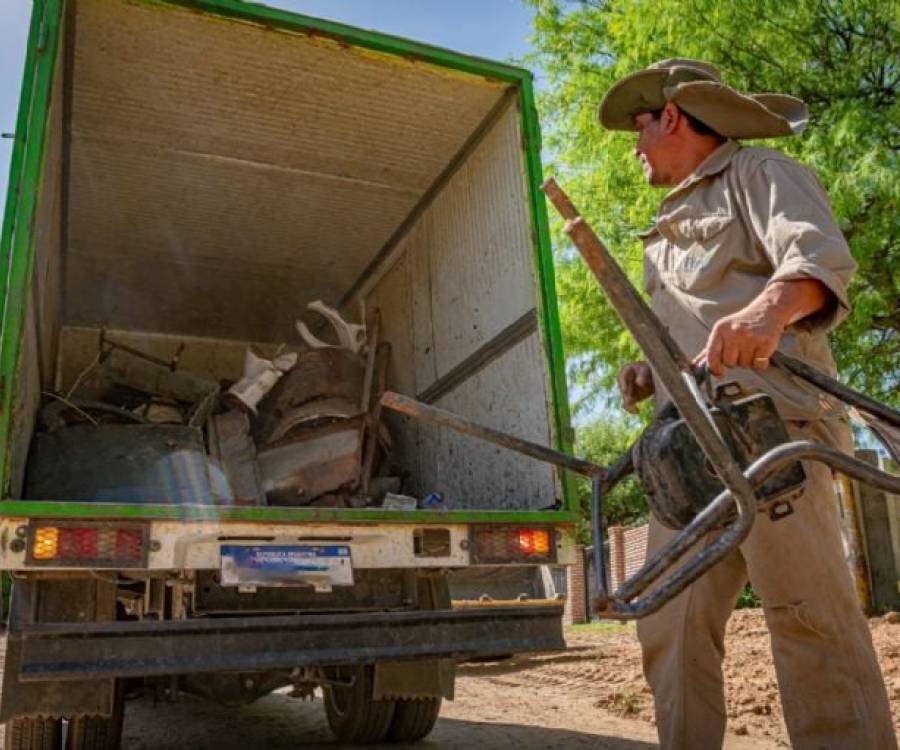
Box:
[599,59,896,749]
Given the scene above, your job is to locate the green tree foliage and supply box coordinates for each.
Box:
[528,0,899,416]
[574,417,647,535]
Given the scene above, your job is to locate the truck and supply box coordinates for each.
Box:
[0,1,578,746]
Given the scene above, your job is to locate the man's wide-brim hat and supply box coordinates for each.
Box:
[599,59,808,139]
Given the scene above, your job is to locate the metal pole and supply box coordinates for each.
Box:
[380,391,602,478]
[771,351,900,429]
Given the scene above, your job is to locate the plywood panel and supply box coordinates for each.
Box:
[360,101,560,508]
[409,218,439,392]
[428,333,556,510]
[32,33,65,388]
[72,0,503,193]
[362,250,415,399]
[9,303,42,497]
[422,104,537,383]
[361,250,420,480]
[57,326,284,393]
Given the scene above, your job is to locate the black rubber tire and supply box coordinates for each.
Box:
[323,665,396,744]
[4,718,61,750]
[385,697,442,742]
[65,684,124,750]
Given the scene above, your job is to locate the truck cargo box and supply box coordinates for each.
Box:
[0,4,577,738]
[1,0,574,519]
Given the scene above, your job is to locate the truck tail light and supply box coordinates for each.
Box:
[471,526,556,564]
[28,522,148,567]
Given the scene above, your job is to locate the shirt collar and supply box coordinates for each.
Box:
[663,139,740,202]
[638,140,741,240]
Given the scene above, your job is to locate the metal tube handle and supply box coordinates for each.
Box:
[599,441,900,619]
[542,178,763,617]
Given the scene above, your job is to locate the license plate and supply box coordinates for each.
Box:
[220,544,353,592]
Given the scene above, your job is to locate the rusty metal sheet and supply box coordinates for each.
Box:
[263,397,362,445]
[257,418,365,506]
[207,410,264,506]
[254,349,365,446]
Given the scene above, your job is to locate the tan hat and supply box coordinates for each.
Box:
[599,58,808,139]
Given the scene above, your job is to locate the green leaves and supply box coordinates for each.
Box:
[573,416,647,533]
[529,0,899,415]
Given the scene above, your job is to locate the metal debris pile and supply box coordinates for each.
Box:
[26,302,404,508]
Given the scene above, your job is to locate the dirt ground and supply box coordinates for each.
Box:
[510,609,900,747]
[115,609,898,749]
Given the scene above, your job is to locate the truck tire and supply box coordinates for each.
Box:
[385,697,442,742]
[65,684,124,750]
[323,665,396,744]
[3,717,61,750]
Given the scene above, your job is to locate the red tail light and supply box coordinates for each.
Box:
[28,522,148,567]
[58,527,99,560]
[471,526,556,564]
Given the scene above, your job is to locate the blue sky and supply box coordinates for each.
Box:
[0,0,536,208]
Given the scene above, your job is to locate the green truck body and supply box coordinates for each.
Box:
[0,1,577,743]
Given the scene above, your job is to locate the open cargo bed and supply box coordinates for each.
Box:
[0,4,576,739]
[1,0,576,524]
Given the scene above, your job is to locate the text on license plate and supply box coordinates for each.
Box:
[220,544,353,592]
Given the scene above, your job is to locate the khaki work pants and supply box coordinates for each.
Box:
[637,419,896,750]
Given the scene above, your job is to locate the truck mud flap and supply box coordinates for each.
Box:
[13,605,565,681]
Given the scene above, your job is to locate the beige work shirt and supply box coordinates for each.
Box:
[641,139,857,421]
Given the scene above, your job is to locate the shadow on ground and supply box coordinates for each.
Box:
[121,691,658,750]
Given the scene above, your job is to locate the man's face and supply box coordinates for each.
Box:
[633,111,673,187]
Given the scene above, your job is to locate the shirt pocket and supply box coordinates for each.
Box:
[640,227,665,294]
[669,212,736,293]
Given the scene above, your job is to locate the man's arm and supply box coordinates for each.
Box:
[696,156,855,377]
[696,278,831,377]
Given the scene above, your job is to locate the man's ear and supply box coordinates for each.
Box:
[661,102,681,134]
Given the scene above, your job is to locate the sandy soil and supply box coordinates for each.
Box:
[491,609,900,747]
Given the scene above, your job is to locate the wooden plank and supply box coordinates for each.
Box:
[856,450,900,613]
[417,308,537,404]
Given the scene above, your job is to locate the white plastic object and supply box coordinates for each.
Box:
[296,300,366,354]
[225,349,298,414]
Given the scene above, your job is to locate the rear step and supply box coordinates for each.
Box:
[13,605,565,681]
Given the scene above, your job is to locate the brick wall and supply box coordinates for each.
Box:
[608,524,649,592]
[564,544,587,625]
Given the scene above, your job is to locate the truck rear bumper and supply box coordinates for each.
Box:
[12,605,565,682]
